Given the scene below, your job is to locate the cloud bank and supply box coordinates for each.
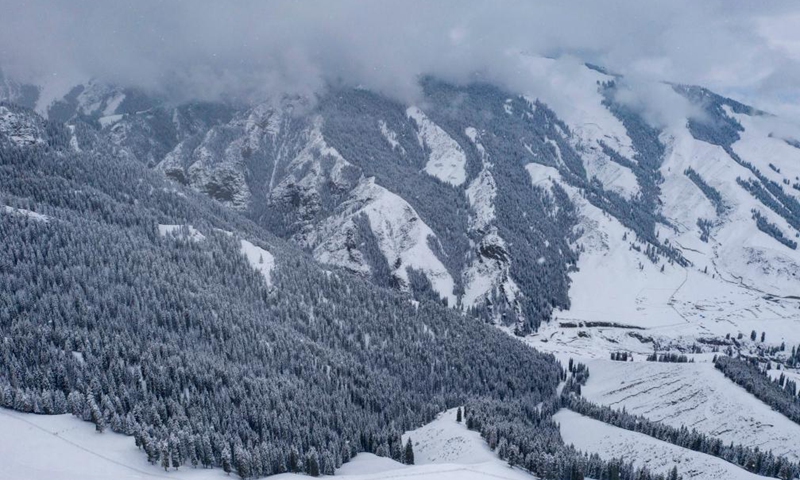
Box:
[1,0,799,115]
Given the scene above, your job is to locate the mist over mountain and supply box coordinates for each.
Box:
[2,0,800,116]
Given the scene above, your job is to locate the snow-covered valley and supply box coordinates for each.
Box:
[581,359,800,462]
[555,409,765,480]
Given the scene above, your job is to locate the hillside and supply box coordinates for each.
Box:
[0,103,564,477]
[0,407,537,480]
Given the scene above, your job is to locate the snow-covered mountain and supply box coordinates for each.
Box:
[11,59,798,338]
[4,57,800,480]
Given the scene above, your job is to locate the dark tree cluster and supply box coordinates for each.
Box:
[646,352,692,363]
[562,359,589,396]
[697,218,713,243]
[610,351,632,361]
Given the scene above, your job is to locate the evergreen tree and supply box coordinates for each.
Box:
[222,446,232,475]
[404,439,415,465]
[161,442,171,472]
[234,445,251,479]
[668,466,679,480]
[306,448,320,477]
[288,446,300,473]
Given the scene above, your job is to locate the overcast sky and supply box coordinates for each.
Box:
[1,0,799,117]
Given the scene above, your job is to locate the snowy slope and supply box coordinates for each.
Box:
[402,407,498,466]
[407,106,467,186]
[0,408,226,480]
[158,126,252,209]
[581,359,800,462]
[10,63,798,344]
[519,56,639,198]
[462,127,520,313]
[659,119,800,297]
[240,239,276,287]
[555,409,766,480]
[464,127,496,233]
[523,113,800,361]
[3,205,49,222]
[0,407,535,480]
[311,177,456,305]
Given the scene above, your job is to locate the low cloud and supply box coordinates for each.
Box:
[1,0,798,117]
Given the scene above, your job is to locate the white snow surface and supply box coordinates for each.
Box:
[157,224,206,242]
[403,407,497,466]
[99,114,124,127]
[312,177,456,306]
[0,407,535,480]
[240,239,276,287]
[581,359,800,462]
[407,106,467,186]
[659,120,800,298]
[555,409,765,480]
[2,205,49,222]
[519,56,639,197]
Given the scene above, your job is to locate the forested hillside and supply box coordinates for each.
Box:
[0,104,563,476]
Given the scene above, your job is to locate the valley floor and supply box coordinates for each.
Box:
[555,409,765,480]
[581,359,800,462]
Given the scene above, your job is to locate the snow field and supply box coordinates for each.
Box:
[555,409,766,480]
[581,359,800,462]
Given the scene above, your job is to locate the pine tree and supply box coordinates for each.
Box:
[161,442,171,472]
[390,434,403,462]
[90,400,105,433]
[668,465,679,480]
[170,436,183,470]
[306,448,320,477]
[288,446,300,473]
[456,407,462,423]
[341,442,351,464]
[235,445,251,479]
[222,446,233,475]
[404,439,415,465]
[201,435,213,468]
